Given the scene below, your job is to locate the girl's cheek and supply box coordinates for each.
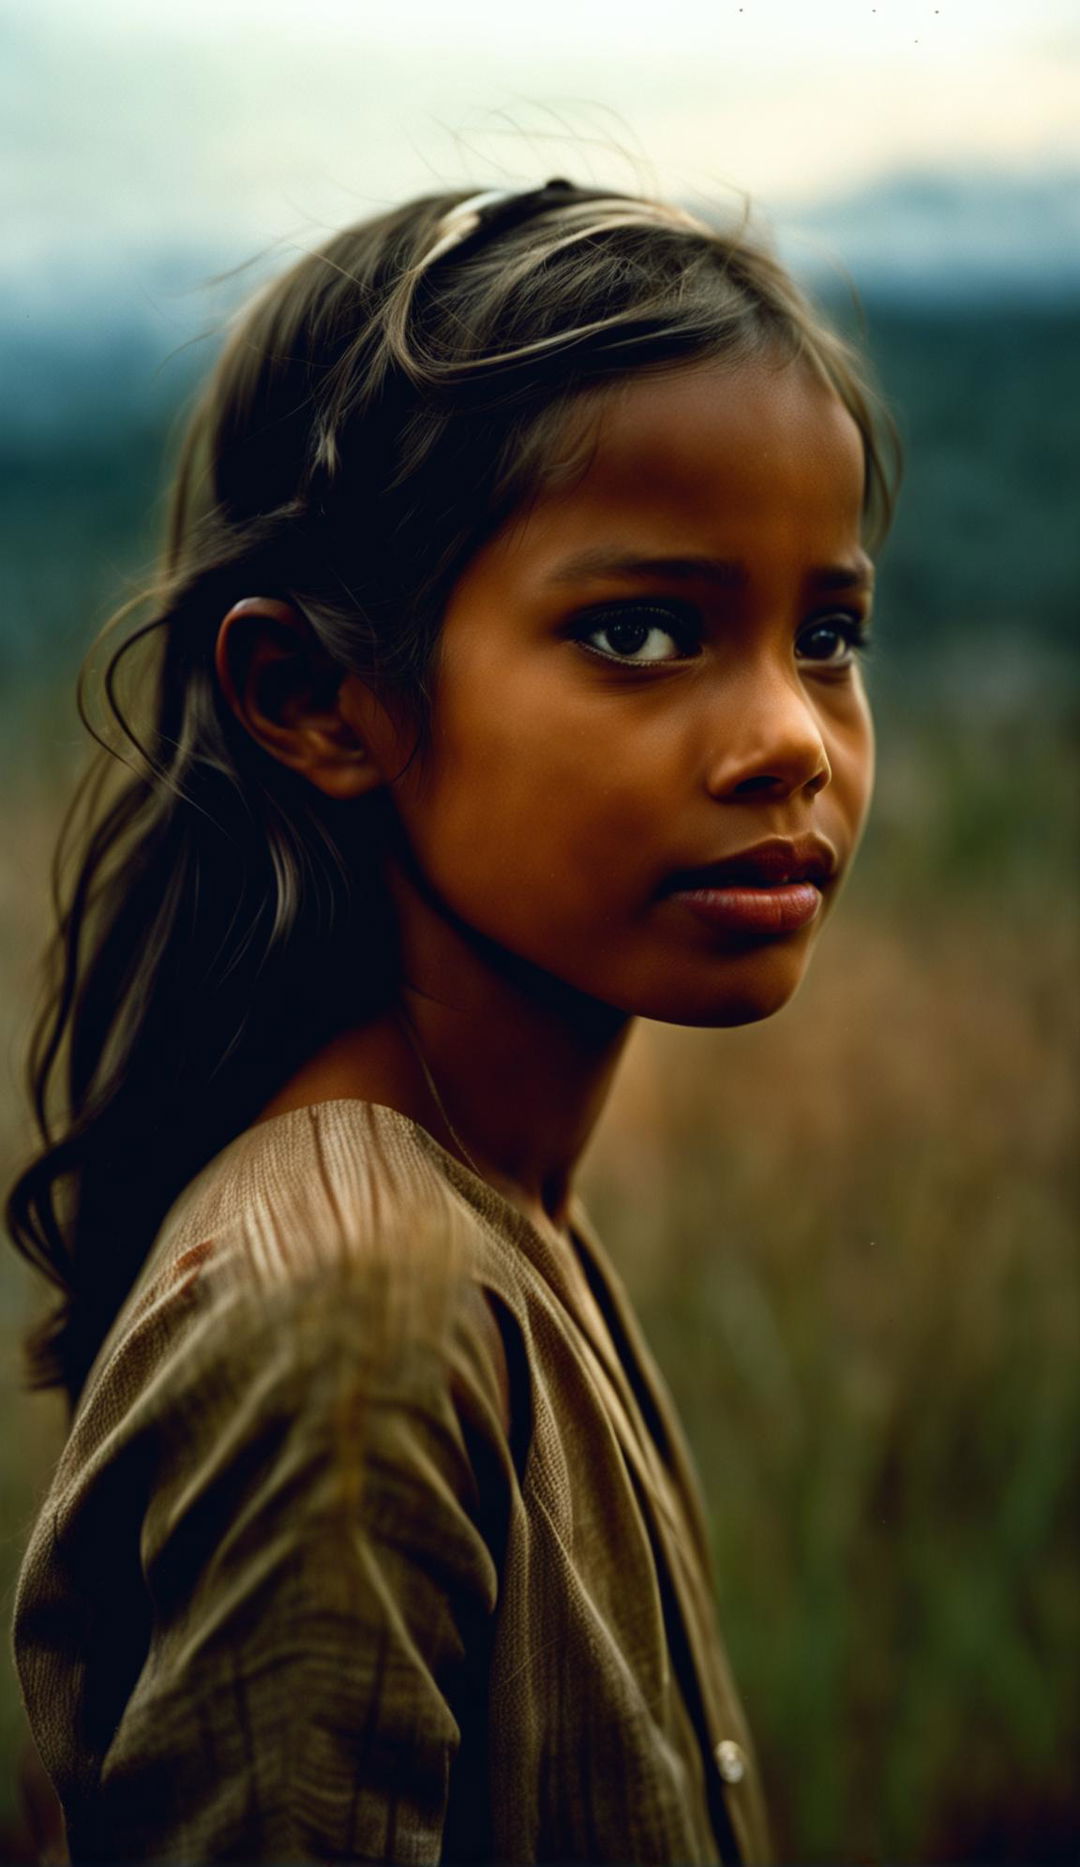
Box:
[836,719,876,832]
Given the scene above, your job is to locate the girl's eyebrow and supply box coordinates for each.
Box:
[542,550,875,591]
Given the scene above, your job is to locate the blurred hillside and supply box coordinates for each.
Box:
[2,302,1078,695]
[789,166,1080,304]
[3,168,1079,713]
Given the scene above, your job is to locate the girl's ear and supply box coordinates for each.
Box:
[214,598,400,801]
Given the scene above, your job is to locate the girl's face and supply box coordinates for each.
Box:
[382,355,875,1028]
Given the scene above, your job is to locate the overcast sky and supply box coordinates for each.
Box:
[4,0,1078,310]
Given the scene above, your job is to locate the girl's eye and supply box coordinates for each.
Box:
[796,614,871,670]
[573,605,697,665]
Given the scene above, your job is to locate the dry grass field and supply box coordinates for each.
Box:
[1,683,1077,1861]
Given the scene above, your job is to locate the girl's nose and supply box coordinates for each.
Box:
[704,673,831,802]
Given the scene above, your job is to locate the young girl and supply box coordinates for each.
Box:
[8,178,895,1865]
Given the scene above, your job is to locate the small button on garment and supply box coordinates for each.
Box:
[714,1739,746,1785]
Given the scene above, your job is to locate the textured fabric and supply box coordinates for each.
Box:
[12,1100,772,1864]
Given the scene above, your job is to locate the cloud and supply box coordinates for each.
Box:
[1,0,1077,300]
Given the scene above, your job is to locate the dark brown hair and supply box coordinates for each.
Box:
[5,181,900,1405]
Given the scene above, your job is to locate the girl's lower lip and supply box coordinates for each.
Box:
[665,881,823,934]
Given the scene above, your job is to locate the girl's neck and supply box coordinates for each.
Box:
[255,873,632,1235]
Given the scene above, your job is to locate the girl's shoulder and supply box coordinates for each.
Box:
[121,1097,605,1389]
[74,1099,518,1461]
[147,1097,503,1304]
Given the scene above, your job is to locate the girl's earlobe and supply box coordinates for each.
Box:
[214,598,388,799]
[301,743,382,801]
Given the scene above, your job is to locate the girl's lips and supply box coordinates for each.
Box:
[664,880,824,935]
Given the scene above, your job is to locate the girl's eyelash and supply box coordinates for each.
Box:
[568,602,700,663]
[569,602,873,668]
[796,612,874,665]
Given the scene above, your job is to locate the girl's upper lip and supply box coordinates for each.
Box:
[661,835,839,893]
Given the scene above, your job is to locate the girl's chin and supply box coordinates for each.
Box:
[628,954,813,1029]
[664,992,803,1031]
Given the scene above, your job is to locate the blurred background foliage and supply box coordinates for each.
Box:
[1,180,1078,1867]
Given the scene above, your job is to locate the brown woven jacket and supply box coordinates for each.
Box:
[13,1101,772,1864]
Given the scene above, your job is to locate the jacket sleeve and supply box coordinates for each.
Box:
[44,1243,510,1864]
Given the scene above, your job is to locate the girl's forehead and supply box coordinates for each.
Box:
[496,357,867,570]
[587,356,860,479]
